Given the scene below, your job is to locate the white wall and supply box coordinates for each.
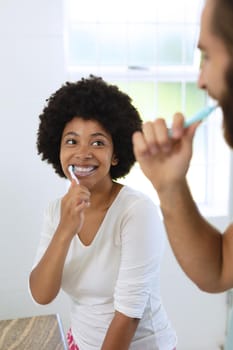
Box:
[0,1,228,349]
[0,0,70,331]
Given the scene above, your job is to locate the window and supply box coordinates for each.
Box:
[64,0,230,216]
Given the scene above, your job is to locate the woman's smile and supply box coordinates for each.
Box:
[73,165,98,178]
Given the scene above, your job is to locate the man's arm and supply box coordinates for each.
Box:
[158,177,233,292]
[132,116,233,292]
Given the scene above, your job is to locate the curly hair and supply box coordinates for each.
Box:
[37,75,142,179]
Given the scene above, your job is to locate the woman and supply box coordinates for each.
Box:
[29,75,177,350]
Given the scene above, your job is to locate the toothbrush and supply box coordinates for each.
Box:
[169,104,217,136]
[68,165,79,184]
[184,104,217,128]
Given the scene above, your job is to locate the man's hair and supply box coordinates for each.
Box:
[37,75,142,179]
[212,0,233,56]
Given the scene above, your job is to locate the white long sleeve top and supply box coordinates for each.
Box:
[31,185,177,350]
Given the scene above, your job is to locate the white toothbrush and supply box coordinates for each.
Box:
[68,165,79,184]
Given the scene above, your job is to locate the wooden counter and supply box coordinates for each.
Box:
[0,314,67,350]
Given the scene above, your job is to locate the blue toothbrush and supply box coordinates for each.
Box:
[184,104,217,128]
[169,104,217,136]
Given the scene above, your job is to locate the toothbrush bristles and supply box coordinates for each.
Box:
[68,165,79,184]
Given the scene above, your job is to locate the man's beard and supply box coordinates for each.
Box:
[221,64,233,148]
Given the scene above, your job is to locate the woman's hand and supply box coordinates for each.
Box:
[59,180,91,239]
[29,181,90,305]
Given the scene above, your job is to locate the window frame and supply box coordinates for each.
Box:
[63,0,231,217]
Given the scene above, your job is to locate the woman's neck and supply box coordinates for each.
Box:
[89,181,122,212]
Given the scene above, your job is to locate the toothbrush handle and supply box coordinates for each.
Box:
[184,105,217,128]
[168,105,217,136]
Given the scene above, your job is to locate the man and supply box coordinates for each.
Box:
[132,0,233,293]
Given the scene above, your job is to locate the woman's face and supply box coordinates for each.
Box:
[197,0,231,102]
[60,117,117,190]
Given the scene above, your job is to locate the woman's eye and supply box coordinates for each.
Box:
[92,140,105,146]
[66,139,76,145]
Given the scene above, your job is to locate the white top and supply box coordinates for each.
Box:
[31,185,177,350]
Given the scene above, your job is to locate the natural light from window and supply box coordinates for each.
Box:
[64,0,231,216]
